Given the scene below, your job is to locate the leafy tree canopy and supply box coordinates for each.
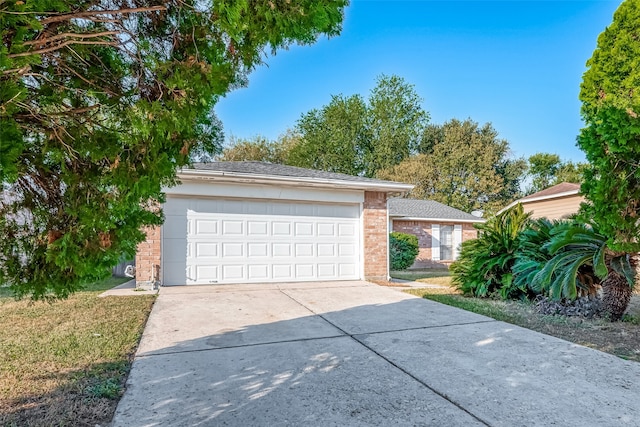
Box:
[0,0,347,299]
[525,153,586,194]
[578,0,640,253]
[289,74,428,177]
[379,118,526,214]
[217,130,300,164]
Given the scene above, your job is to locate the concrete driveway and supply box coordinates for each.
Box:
[112,281,640,426]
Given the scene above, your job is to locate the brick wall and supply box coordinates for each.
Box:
[135,226,161,287]
[392,220,479,269]
[363,191,388,281]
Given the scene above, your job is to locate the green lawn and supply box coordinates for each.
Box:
[390,269,453,287]
[406,286,640,363]
[0,276,156,426]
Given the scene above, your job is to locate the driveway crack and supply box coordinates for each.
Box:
[279,288,493,427]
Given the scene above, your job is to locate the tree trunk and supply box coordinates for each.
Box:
[601,270,632,321]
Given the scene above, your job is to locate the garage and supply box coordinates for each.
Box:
[162,196,361,285]
[135,162,413,287]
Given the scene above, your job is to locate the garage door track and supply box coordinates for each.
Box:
[112,281,640,426]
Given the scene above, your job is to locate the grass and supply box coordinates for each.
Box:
[390,269,453,287]
[405,284,640,363]
[0,276,156,426]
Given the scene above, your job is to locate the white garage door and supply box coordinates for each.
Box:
[162,196,361,285]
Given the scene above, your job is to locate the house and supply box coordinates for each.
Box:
[499,182,584,220]
[389,198,485,268]
[135,162,413,287]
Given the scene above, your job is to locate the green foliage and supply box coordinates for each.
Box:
[525,153,586,195]
[527,153,562,192]
[218,130,300,164]
[451,204,531,299]
[577,0,640,254]
[289,74,428,177]
[513,221,602,300]
[365,74,428,176]
[379,119,527,213]
[0,0,347,299]
[289,94,370,175]
[389,232,419,270]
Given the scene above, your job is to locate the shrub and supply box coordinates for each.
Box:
[451,204,531,299]
[389,232,419,270]
[513,219,601,300]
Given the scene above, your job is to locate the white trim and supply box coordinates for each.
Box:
[431,224,440,261]
[389,215,485,223]
[165,181,364,204]
[453,225,462,260]
[497,190,580,215]
[177,169,414,193]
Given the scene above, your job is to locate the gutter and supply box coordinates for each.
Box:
[177,168,414,193]
[389,216,486,223]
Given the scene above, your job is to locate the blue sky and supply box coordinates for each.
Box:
[215,1,621,163]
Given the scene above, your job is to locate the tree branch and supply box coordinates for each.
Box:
[8,40,118,58]
[24,31,119,47]
[39,6,166,25]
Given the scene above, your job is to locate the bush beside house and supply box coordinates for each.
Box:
[389,232,419,270]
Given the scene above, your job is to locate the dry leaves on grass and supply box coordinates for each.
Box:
[0,291,155,426]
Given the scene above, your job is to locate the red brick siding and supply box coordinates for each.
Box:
[392,220,479,269]
[363,191,388,281]
[136,226,161,285]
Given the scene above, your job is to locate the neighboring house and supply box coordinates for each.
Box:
[499,182,584,220]
[135,162,412,287]
[389,198,485,268]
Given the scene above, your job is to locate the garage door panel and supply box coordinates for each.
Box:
[222,265,244,280]
[248,221,268,235]
[222,242,244,257]
[248,243,268,257]
[317,244,335,257]
[296,264,314,278]
[222,220,243,235]
[272,243,292,257]
[194,242,218,258]
[339,244,356,256]
[272,222,291,236]
[273,264,292,279]
[339,223,356,236]
[294,222,313,236]
[318,264,336,278]
[163,197,361,285]
[248,264,269,280]
[295,243,313,257]
[195,219,219,235]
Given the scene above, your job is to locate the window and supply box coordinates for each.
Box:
[440,225,454,260]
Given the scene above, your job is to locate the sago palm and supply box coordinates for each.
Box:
[529,224,634,320]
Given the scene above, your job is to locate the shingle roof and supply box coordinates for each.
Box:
[187,161,407,186]
[389,198,484,222]
[519,182,580,202]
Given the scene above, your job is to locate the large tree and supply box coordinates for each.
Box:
[379,119,526,213]
[0,0,347,299]
[290,74,427,177]
[576,0,640,317]
[218,130,300,164]
[525,153,586,194]
[288,94,369,175]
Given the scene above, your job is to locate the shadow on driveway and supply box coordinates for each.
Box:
[112,283,640,426]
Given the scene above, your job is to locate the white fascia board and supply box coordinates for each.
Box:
[176,169,414,193]
[389,216,485,223]
[497,190,580,215]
